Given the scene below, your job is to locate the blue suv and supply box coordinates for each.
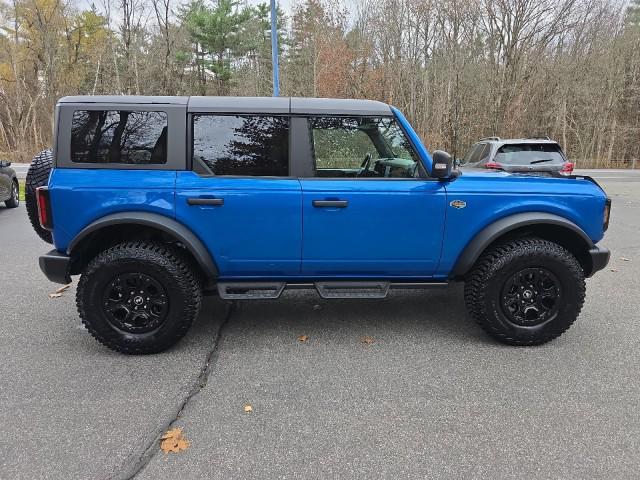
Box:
[29,96,611,354]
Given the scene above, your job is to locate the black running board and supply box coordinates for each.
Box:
[315,281,389,299]
[217,281,448,300]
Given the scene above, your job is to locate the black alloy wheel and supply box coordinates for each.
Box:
[102,272,169,334]
[500,267,561,327]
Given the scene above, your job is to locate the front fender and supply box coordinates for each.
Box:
[450,212,594,277]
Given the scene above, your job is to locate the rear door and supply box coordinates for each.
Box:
[299,116,447,276]
[175,113,302,277]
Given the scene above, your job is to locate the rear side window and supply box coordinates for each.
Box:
[495,143,565,165]
[462,144,481,164]
[192,115,289,176]
[71,110,168,164]
[462,143,489,165]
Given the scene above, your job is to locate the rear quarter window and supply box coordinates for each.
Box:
[71,110,168,164]
[462,143,488,165]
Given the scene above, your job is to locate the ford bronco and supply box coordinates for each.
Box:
[29,96,611,354]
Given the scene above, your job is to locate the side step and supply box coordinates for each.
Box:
[216,281,449,300]
[217,282,285,300]
[315,281,390,299]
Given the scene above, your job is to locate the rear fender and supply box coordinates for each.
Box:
[68,212,218,284]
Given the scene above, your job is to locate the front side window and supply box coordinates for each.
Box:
[192,115,289,176]
[71,110,167,164]
[310,117,420,178]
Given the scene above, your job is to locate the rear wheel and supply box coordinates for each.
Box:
[464,237,585,346]
[25,149,53,243]
[77,242,202,354]
[5,180,19,208]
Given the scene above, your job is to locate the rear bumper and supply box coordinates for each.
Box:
[39,250,71,284]
[587,245,610,277]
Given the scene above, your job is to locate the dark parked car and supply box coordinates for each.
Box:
[0,160,19,208]
[461,137,574,174]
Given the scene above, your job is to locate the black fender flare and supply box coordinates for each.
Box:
[67,211,218,280]
[451,212,595,278]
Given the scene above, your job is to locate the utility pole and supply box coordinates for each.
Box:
[270,0,280,96]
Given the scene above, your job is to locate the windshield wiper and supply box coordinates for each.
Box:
[530,158,555,164]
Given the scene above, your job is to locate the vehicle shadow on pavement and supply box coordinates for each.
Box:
[203,282,491,348]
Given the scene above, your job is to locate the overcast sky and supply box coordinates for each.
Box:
[78,0,361,24]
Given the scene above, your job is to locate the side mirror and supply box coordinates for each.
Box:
[430,150,452,179]
[0,160,11,167]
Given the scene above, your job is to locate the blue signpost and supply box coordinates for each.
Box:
[270,0,280,96]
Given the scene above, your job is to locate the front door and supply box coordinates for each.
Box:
[300,116,446,276]
[176,114,302,277]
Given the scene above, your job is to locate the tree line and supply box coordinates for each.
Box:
[0,0,638,167]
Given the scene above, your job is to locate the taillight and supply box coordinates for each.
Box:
[485,161,503,170]
[36,186,53,231]
[560,162,574,175]
[603,197,611,231]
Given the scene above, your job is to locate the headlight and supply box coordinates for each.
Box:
[603,198,611,231]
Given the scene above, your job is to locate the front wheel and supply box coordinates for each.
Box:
[464,238,586,346]
[77,242,202,354]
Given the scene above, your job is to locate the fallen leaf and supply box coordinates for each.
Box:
[360,335,375,345]
[619,257,630,262]
[244,404,253,413]
[297,335,309,343]
[55,284,71,294]
[161,427,182,440]
[49,283,71,299]
[160,427,189,454]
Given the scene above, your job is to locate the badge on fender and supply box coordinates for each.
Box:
[450,200,467,209]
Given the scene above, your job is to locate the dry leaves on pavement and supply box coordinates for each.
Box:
[160,427,190,454]
[360,335,375,345]
[244,404,253,413]
[48,284,71,299]
[297,335,310,343]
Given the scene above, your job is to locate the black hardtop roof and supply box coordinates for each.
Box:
[58,95,393,116]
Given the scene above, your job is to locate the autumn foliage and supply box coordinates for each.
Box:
[0,0,639,167]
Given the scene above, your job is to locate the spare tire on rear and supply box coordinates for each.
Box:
[25,149,53,244]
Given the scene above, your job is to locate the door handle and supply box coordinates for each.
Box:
[187,197,224,206]
[312,200,348,208]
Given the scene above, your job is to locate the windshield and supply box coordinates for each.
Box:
[495,144,565,165]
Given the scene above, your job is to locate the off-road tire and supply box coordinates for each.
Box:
[5,180,19,208]
[464,237,585,346]
[77,242,202,354]
[25,149,53,243]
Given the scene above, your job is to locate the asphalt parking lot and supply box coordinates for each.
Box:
[1,170,639,479]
